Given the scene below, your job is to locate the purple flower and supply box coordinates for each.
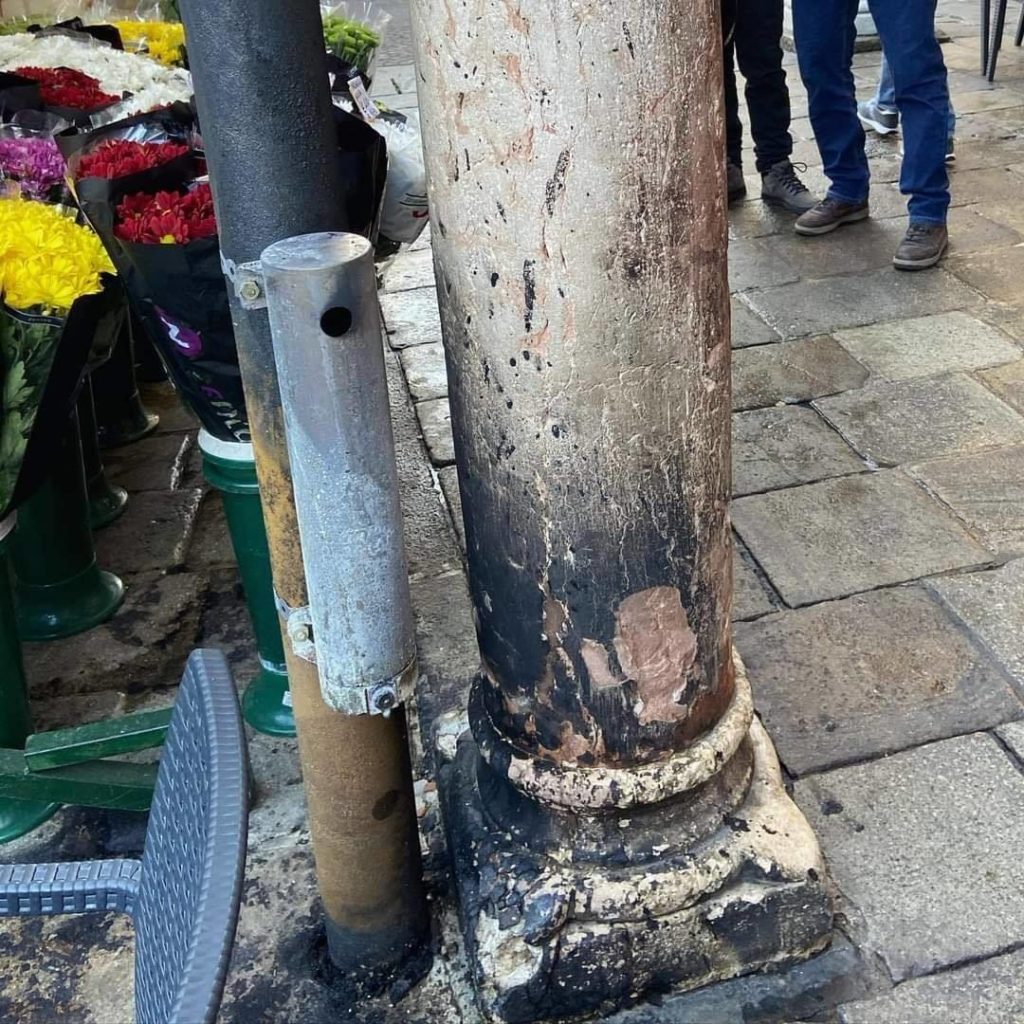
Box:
[0,137,67,203]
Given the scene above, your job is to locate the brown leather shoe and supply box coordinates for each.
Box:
[893,222,949,271]
[795,196,870,236]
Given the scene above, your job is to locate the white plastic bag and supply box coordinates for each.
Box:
[373,111,428,244]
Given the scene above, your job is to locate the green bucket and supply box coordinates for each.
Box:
[198,431,295,737]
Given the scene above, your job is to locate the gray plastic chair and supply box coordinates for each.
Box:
[0,649,248,1024]
[984,0,1024,80]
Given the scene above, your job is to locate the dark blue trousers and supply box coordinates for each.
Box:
[792,0,951,224]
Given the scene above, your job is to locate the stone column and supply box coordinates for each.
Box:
[411,0,832,1020]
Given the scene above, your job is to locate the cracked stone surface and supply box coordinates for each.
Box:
[732,471,990,606]
[928,559,1024,689]
[814,373,1024,467]
[24,571,206,697]
[94,488,204,576]
[737,587,1023,776]
[910,445,1024,557]
[979,358,1024,414]
[732,336,870,411]
[797,734,1024,981]
[730,295,781,349]
[381,248,437,293]
[833,310,1021,380]
[840,948,1024,1024]
[743,267,979,340]
[732,543,776,622]
[732,405,864,496]
[400,342,450,402]
[381,286,443,349]
[415,397,456,465]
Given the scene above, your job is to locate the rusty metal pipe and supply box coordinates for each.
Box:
[179,0,428,979]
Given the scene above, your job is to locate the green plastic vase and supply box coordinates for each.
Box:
[0,515,59,841]
[91,318,158,449]
[11,412,124,641]
[198,431,294,737]
[79,377,128,530]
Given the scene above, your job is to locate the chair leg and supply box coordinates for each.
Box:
[983,0,992,75]
[1015,0,1024,46]
[989,0,1009,81]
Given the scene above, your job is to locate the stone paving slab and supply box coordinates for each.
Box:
[185,490,235,570]
[732,336,869,411]
[978,358,1024,413]
[840,948,1024,1024]
[94,488,204,576]
[929,559,1024,689]
[814,373,1024,467]
[415,397,456,465]
[997,720,1024,761]
[24,571,206,698]
[381,248,437,293]
[949,244,1024,303]
[728,237,802,292]
[949,166,1024,205]
[940,204,1024,254]
[732,471,991,607]
[103,432,196,492]
[386,351,463,580]
[910,445,1024,558]
[732,542,776,622]
[833,311,1021,380]
[796,734,1024,981]
[755,218,907,280]
[400,342,449,402]
[744,267,979,340]
[732,405,864,496]
[142,381,199,434]
[730,296,781,348]
[381,286,443,349]
[736,587,1022,776]
[438,464,466,550]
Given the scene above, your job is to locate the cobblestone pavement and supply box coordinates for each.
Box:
[3,6,1024,1022]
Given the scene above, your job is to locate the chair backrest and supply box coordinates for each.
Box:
[133,649,248,1024]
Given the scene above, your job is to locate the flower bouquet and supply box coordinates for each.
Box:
[0,69,42,117]
[0,198,123,517]
[0,31,192,117]
[111,19,185,68]
[321,1,390,83]
[0,134,69,202]
[12,65,120,126]
[55,104,246,442]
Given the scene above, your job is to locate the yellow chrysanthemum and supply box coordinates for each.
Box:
[0,199,114,314]
[113,20,186,67]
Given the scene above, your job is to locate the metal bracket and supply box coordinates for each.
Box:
[221,254,267,310]
[275,594,317,665]
[273,590,418,716]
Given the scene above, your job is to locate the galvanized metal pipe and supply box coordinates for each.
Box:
[179,0,428,979]
[261,233,417,717]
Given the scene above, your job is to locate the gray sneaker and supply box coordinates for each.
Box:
[857,98,899,135]
[893,221,948,271]
[761,159,817,213]
[795,196,870,236]
[727,161,747,204]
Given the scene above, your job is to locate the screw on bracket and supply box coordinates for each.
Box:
[368,682,399,716]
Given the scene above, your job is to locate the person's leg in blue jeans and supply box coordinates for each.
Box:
[870,0,951,227]
[866,51,956,148]
[792,0,868,209]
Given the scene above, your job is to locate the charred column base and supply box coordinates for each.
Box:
[440,654,833,1023]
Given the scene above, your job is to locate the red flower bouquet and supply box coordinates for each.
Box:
[13,66,119,113]
[114,184,217,245]
[77,140,190,180]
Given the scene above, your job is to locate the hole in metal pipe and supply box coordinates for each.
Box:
[320,306,353,337]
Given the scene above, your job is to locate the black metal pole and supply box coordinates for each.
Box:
[179,0,429,980]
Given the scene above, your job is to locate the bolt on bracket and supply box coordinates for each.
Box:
[274,592,418,716]
[221,254,268,310]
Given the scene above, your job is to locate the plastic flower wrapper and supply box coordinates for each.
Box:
[0,198,119,514]
[321,2,389,77]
